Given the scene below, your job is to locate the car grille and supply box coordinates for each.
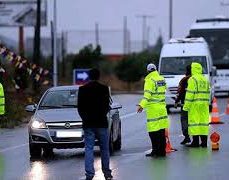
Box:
[46,122,82,129]
[168,87,178,95]
[51,137,83,142]
[46,122,83,142]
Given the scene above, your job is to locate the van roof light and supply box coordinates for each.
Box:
[169,37,205,44]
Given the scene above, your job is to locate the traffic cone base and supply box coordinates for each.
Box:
[165,129,177,153]
[166,138,177,153]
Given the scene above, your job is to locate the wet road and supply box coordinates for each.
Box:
[0,94,229,180]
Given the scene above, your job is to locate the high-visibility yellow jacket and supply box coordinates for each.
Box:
[0,83,5,115]
[139,71,169,132]
[0,154,3,178]
[183,62,210,135]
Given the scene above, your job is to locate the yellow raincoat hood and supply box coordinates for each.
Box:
[191,62,202,76]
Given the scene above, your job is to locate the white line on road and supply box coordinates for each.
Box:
[0,143,28,153]
[0,112,138,153]
[220,113,225,117]
[120,112,137,119]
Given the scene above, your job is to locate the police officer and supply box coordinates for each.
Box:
[0,82,5,116]
[137,63,169,157]
[183,62,210,147]
[175,64,191,145]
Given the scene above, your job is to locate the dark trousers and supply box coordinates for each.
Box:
[148,129,166,156]
[192,135,208,146]
[181,107,189,138]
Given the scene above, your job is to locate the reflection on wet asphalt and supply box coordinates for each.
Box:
[0,95,229,180]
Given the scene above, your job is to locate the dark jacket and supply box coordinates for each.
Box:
[77,81,110,128]
[175,75,191,105]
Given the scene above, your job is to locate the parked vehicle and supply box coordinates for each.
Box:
[158,37,216,112]
[189,17,229,94]
[26,85,122,158]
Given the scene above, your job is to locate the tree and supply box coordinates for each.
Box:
[115,51,160,90]
[115,54,143,90]
[72,44,104,69]
[153,34,163,54]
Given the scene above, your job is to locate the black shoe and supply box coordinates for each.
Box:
[186,143,199,148]
[145,152,155,157]
[105,175,113,180]
[156,153,166,157]
[180,137,191,145]
[200,143,207,148]
[86,177,93,180]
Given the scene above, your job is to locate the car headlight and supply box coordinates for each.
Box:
[31,118,47,129]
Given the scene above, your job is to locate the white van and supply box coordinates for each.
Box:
[158,37,215,112]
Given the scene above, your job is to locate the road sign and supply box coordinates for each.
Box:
[73,69,90,85]
[0,0,47,26]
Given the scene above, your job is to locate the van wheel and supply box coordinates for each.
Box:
[43,147,54,157]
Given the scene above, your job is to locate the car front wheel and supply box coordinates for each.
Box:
[29,143,42,158]
[43,147,54,157]
[113,124,121,151]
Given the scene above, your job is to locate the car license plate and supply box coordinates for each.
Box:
[56,131,82,138]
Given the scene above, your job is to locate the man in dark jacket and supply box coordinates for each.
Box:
[175,64,191,145]
[77,68,112,180]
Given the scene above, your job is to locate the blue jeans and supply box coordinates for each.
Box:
[84,128,112,179]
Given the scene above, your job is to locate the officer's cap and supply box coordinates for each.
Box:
[147,63,157,72]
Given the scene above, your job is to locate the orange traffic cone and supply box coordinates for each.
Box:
[210,97,224,124]
[165,129,177,153]
[225,99,229,115]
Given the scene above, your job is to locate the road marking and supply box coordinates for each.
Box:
[0,143,28,153]
[1,112,226,153]
[0,112,137,153]
[120,112,137,119]
[220,113,225,117]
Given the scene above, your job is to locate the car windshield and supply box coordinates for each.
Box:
[39,89,78,109]
[160,56,208,75]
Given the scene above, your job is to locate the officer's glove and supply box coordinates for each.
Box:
[137,105,143,113]
[174,102,178,109]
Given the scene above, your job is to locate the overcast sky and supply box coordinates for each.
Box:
[0,0,226,45]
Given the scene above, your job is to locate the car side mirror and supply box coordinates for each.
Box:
[25,104,37,112]
[110,103,122,110]
[211,66,217,77]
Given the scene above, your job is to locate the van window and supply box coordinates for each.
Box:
[160,56,208,75]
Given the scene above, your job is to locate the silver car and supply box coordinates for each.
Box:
[26,85,122,158]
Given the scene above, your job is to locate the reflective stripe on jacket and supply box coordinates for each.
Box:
[183,63,210,135]
[0,83,5,115]
[139,71,169,132]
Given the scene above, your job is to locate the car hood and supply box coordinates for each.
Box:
[35,108,82,122]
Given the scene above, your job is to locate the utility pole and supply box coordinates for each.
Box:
[136,14,154,51]
[61,31,66,78]
[95,22,99,47]
[123,16,128,55]
[169,0,173,40]
[18,26,24,56]
[53,0,58,86]
[220,1,229,16]
[33,0,41,65]
[146,26,150,48]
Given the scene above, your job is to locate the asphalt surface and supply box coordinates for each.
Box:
[0,94,228,180]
